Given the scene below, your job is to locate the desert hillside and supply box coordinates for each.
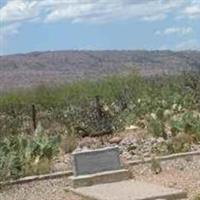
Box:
[0,50,200,91]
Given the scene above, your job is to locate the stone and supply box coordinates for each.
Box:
[78,137,101,149]
[51,162,66,172]
[109,136,122,144]
[125,125,139,130]
[72,147,121,176]
[169,182,177,188]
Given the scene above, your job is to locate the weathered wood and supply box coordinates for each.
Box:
[32,104,37,130]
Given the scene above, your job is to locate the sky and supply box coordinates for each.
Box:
[0,0,200,55]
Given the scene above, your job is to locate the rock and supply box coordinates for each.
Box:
[122,151,132,160]
[176,165,185,171]
[151,158,162,174]
[125,125,139,130]
[78,137,101,149]
[143,152,150,157]
[109,136,122,144]
[185,156,193,162]
[157,137,165,143]
[127,144,137,152]
[129,150,136,155]
[121,138,137,146]
[168,182,177,188]
[51,162,67,172]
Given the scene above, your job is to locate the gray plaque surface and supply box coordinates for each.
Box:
[72,147,121,176]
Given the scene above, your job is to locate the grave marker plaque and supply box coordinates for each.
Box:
[72,147,121,176]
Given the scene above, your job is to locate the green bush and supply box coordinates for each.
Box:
[168,134,192,153]
[170,111,200,140]
[147,115,165,138]
[193,193,200,200]
[182,112,200,139]
[0,133,60,181]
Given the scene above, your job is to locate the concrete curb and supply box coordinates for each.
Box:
[0,171,73,186]
[68,169,132,188]
[127,150,200,166]
[68,187,98,200]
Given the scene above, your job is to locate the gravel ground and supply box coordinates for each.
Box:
[130,155,200,200]
[0,155,199,200]
[0,178,86,200]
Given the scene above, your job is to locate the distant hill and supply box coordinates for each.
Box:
[0,50,200,91]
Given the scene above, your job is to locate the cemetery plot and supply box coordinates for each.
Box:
[69,147,131,187]
[68,147,187,200]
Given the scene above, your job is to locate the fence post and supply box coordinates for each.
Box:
[95,95,103,120]
[32,104,37,131]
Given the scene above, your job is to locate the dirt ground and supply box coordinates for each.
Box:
[0,178,85,200]
[130,155,200,200]
[0,155,199,200]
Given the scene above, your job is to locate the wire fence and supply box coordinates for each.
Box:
[0,69,200,138]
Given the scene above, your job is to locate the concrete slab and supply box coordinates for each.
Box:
[69,180,187,200]
[68,169,132,188]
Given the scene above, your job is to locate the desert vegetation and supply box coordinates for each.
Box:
[0,71,200,182]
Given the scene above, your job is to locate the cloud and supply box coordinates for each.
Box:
[0,23,21,44]
[142,14,166,22]
[175,39,200,50]
[44,0,186,23]
[1,0,199,25]
[183,4,200,19]
[0,0,188,25]
[155,27,193,36]
[0,0,199,51]
[0,0,183,41]
[0,0,39,23]
[159,39,200,51]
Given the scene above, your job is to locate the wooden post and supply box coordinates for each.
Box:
[95,95,102,119]
[32,104,37,131]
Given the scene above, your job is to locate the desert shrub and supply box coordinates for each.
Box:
[0,71,200,180]
[59,132,77,154]
[0,73,200,138]
[0,133,60,181]
[170,111,200,140]
[1,71,200,182]
[170,119,183,136]
[193,193,200,200]
[1,72,200,139]
[147,115,165,138]
[167,133,192,154]
[182,112,200,139]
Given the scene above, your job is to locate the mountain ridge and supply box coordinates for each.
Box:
[0,50,200,91]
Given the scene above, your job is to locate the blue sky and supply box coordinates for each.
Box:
[0,0,200,55]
